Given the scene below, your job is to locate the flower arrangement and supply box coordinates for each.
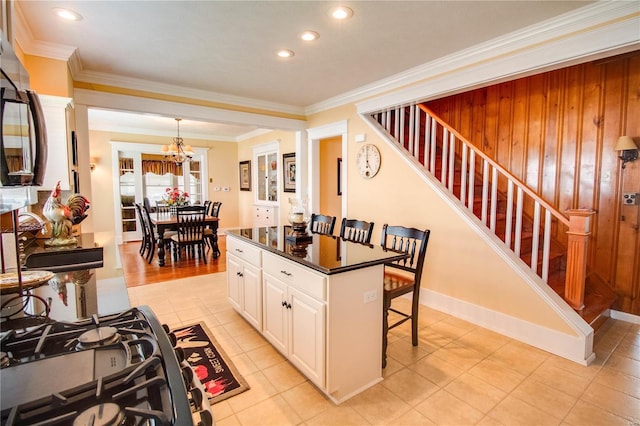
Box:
[163,187,190,206]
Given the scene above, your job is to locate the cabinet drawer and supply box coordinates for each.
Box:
[254,205,277,226]
[227,236,261,267]
[263,251,326,301]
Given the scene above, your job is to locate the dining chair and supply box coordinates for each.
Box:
[141,204,158,264]
[204,201,222,257]
[170,205,208,263]
[203,200,212,216]
[210,201,222,218]
[134,203,150,257]
[380,224,431,368]
[154,201,178,243]
[310,213,336,236]
[339,217,374,244]
[155,201,172,216]
[143,197,152,213]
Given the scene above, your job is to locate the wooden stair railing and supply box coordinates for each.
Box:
[369,103,596,311]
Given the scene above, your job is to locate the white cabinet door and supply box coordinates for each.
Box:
[262,273,288,355]
[228,253,262,329]
[289,286,325,388]
[241,262,262,330]
[227,254,243,312]
[262,271,326,388]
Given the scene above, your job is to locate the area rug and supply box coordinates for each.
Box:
[172,322,250,404]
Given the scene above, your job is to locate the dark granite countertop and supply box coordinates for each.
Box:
[226,227,408,275]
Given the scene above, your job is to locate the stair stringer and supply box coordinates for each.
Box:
[363,115,595,365]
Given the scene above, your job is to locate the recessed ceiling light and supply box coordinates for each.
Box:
[328,6,353,20]
[277,49,295,58]
[299,31,319,42]
[53,7,83,21]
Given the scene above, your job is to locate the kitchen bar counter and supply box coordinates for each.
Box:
[0,233,124,330]
[226,226,407,404]
[23,233,103,272]
[226,226,406,274]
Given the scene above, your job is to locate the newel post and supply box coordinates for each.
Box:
[564,209,596,310]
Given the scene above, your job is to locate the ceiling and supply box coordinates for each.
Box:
[15,1,594,140]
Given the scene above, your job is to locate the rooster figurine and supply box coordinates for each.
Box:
[43,181,91,246]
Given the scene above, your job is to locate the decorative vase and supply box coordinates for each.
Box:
[286,198,312,244]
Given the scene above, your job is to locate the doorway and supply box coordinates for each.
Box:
[318,136,342,223]
[306,121,347,224]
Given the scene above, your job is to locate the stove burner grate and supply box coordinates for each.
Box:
[0,306,198,425]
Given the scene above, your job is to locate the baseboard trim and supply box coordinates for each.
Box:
[419,288,595,365]
[609,309,640,325]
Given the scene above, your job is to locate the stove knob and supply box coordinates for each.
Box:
[196,409,214,426]
[181,364,193,387]
[174,346,185,363]
[162,323,170,334]
[190,386,204,409]
[167,332,177,347]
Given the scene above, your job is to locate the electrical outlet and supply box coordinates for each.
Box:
[623,192,640,206]
[363,290,377,304]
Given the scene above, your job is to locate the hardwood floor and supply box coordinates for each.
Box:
[119,235,227,287]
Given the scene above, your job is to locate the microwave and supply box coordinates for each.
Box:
[0,30,48,188]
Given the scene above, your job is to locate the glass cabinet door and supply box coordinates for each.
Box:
[118,154,139,241]
[256,151,278,203]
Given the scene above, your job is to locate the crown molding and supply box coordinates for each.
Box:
[72,68,306,117]
[13,3,76,60]
[312,1,640,115]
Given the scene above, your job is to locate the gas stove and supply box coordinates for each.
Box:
[0,306,213,425]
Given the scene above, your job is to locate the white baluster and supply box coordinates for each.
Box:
[490,167,498,232]
[514,187,524,257]
[531,202,541,273]
[542,209,552,281]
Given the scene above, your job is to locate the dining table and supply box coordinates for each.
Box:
[150,213,219,266]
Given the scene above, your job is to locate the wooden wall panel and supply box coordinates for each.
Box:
[526,74,545,193]
[426,51,640,315]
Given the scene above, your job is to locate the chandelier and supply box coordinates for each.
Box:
[161,118,194,165]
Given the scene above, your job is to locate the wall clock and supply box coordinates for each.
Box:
[356,144,381,179]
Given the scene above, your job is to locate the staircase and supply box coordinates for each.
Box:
[365,103,617,327]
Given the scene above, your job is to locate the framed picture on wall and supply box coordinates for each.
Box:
[283,152,296,193]
[239,160,251,191]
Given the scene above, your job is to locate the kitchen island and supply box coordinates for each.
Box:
[226,226,407,404]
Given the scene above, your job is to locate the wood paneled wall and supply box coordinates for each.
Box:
[426,51,640,315]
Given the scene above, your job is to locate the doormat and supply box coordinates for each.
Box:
[172,322,250,404]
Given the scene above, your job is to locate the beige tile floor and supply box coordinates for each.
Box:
[126,273,640,426]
